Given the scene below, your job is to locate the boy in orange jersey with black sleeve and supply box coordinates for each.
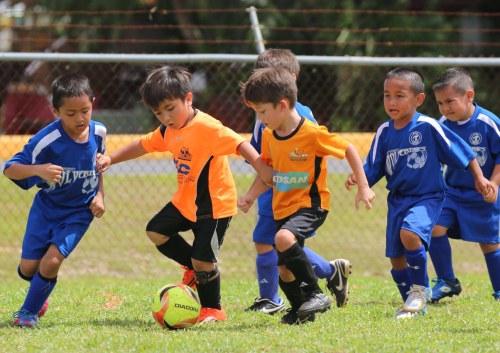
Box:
[238,68,375,325]
[96,66,272,323]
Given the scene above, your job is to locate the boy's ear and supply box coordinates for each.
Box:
[279,99,289,111]
[185,92,193,106]
[50,106,60,117]
[415,93,425,107]
[466,90,474,102]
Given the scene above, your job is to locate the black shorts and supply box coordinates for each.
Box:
[276,208,328,266]
[146,202,231,263]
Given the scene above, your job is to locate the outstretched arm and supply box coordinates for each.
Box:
[4,163,63,183]
[344,143,375,210]
[96,139,148,173]
[237,141,273,185]
[237,178,271,214]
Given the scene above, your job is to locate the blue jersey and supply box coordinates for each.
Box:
[364,112,475,196]
[440,103,500,190]
[4,120,107,208]
[250,102,318,217]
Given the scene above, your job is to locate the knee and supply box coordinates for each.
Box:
[274,230,296,252]
[146,231,169,246]
[255,242,273,254]
[400,229,422,248]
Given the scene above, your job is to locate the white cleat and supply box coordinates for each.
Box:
[394,305,427,319]
[403,285,431,313]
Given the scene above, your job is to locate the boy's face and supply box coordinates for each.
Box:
[51,95,93,139]
[152,93,193,130]
[384,78,424,124]
[250,101,286,130]
[434,86,474,122]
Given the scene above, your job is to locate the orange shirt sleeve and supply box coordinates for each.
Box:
[141,125,169,153]
[260,129,273,166]
[209,124,246,156]
[315,126,349,159]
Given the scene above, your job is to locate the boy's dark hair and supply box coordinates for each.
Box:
[385,67,425,95]
[51,73,94,111]
[140,65,192,110]
[254,49,300,77]
[432,68,474,95]
[241,68,297,108]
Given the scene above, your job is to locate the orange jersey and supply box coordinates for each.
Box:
[261,117,349,220]
[141,110,246,222]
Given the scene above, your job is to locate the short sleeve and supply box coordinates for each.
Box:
[3,136,41,190]
[141,125,169,153]
[260,130,273,166]
[315,126,349,159]
[209,124,246,157]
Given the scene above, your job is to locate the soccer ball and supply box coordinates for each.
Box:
[406,150,427,169]
[152,283,201,330]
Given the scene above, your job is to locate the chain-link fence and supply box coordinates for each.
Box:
[1,54,499,283]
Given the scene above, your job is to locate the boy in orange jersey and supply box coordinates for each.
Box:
[238,68,375,325]
[96,66,272,323]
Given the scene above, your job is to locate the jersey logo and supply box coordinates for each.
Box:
[409,131,422,145]
[289,147,308,161]
[407,148,427,169]
[472,147,487,166]
[469,132,482,145]
[273,171,309,191]
[174,158,190,175]
[177,145,192,161]
[385,147,427,175]
[174,136,180,141]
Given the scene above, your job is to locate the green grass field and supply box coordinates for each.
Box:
[1,172,499,352]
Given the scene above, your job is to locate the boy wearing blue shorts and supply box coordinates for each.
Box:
[428,68,500,303]
[346,67,492,318]
[245,49,353,314]
[4,73,106,327]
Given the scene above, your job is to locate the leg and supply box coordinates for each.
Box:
[429,225,456,281]
[390,255,412,302]
[303,246,335,280]
[18,259,40,281]
[481,243,500,299]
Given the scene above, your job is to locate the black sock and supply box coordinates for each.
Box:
[156,235,193,270]
[197,269,221,310]
[18,265,34,282]
[281,242,321,296]
[279,278,304,311]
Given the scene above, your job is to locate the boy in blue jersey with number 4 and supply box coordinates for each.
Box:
[3,73,106,327]
[428,68,500,303]
[346,67,492,318]
[245,49,351,315]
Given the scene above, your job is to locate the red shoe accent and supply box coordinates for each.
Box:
[197,307,226,323]
[37,299,49,318]
[181,266,196,290]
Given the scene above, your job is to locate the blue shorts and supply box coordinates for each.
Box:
[22,193,94,259]
[253,215,316,244]
[437,186,500,244]
[386,192,445,258]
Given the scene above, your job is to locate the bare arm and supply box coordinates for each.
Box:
[484,164,500,203]
[468,158,492,195]
[96,139,148,173]
[4,163,63,183]
[90,173,105,218]
[237,178,271,214]
[237,141,273,185]
[344,143,375,210]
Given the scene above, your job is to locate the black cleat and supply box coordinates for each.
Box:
[280,308,315,325]
[326,259,351,307]
[244,297,286,315]
[297,293,331,320]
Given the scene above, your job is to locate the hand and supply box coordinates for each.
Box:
[36,163,63,183]
[475,176,492,196]
[259,164,273,186]
[345,173,357,191]
[90,192,105,218]
[484,181,498,203]
[96,153,112,173]
[355,185,375,210]
[237,194,255,214]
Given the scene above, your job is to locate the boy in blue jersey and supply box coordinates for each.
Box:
[346,67,492,318]
[3,73,106,327]
[244,49,352,315]
[428,68,500,303]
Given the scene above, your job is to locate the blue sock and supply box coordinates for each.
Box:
[303,246,334,280]
[391,268,412,302]
[21,273,57,315]
[405,245,429,287]
[256,249,280,303]
[484,248,500,293]
[428,235,456,281]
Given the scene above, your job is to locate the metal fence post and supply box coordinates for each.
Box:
[246,6,265,54]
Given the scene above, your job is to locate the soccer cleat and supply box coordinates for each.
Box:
[37,299,49,318]
[492,291,500,302]
[181,266,196,290]
[245,297,286,315]
[430,278,462,303]
[280,308,316,325]
[394,305,427,319]
[297,292,331,320]
[12,309,39,328]
[326,259,351,307]
[403,285,431,313]
[197,307,227,323]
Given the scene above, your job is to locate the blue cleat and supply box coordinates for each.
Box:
[12,309,38,328]
[492,291,500,302]
[430,278,462,303]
